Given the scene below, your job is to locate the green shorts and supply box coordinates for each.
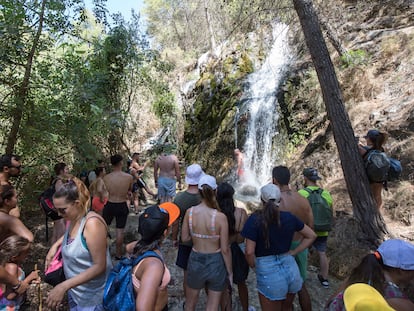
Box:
[290,240,308,281]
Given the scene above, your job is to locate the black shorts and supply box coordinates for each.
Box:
[176,244,192,269]
[103,201,129,228]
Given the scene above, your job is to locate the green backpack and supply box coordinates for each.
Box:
[304,187,333,232]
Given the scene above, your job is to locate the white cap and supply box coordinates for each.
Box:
[260,184,281,204]
[198,174,217,190]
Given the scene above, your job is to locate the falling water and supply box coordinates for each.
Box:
[239,23,291,191]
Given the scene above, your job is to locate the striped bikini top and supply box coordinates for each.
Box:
[189,207,220,239]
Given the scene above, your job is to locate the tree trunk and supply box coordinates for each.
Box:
[292,0,387,245]
[5,0,47,154]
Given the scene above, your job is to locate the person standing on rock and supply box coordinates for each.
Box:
[153,147,181,203]
[103,154,134,259]
[234,148,245,183]
[273,166,314,311]
[298,167,333,289]
[171,163,204,299]
[242,184,316,311]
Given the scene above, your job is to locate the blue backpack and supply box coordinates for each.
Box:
[103,250,162,311]
[387,157,402,181]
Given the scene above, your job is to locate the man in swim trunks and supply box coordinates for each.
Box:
[272,166,314,311]
[153,148,181,203]
[103,154,134,259]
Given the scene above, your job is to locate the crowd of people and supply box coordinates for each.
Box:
[0,135,412,311]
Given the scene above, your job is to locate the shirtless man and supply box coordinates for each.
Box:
[103,154,134,259]
[272,166,314,311]
[129,152,156,211]
[153,149,181,203]
[0,154,22,218]
[234,148,245,183]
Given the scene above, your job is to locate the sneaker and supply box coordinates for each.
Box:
[318,274,329,288]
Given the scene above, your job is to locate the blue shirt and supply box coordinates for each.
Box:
[241,211,304,257]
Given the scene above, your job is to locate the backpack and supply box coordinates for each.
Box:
[39,179,62,221]
[103,250,163,311]
[387,157,402,181]
[364,149,390,182]
[304,187,333,232]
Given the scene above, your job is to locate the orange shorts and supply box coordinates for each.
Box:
[92,196,108,212]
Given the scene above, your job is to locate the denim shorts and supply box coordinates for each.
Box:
[187,250,227,291]
[313,236,328,252]
[255,254,303,300]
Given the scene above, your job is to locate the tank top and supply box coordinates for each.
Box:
[62,216,112,307]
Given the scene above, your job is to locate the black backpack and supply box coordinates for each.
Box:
[304,187,333,232]
[364,149,390,182]
[39,179,62,221]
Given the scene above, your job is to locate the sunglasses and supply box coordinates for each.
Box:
[56,207,67,214]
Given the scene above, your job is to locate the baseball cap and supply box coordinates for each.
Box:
[344,283,395,311]
[364,129,380,139]
[260,184,281,204]
[303,167,322,181]
[198,174,217,190]
[377,239,414,270]
[159,202,180,226]
[185,164,205,185]
[138,203,180,242]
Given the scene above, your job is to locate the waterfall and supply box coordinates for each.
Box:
[238,23,291,193]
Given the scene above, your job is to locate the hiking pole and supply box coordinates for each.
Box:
[35,264,42,311]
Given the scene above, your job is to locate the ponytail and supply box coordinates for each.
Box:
[199,184,219,211]
[258,199,280,248]
[54,175,91,213]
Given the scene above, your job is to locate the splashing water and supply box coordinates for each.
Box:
[237,23,291,196]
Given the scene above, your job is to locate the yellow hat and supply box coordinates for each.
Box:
[344,283,395,311]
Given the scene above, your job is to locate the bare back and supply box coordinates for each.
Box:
[154,154,179,179]
[279,190,314,241]
[185,203,227,253]
[0,213,33,242]
[103,171,133,203]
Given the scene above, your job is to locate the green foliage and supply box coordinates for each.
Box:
[0,1,170,208]
[340,49,370,68]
